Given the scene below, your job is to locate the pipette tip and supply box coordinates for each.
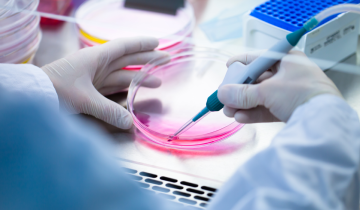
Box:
[168,120,193,141]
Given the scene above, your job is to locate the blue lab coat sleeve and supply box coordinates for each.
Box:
[0,64,59,110]
[207,94,360,210]
[0,66,182,210]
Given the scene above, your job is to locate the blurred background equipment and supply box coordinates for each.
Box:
[0,0,41,64]
[124,0,184,15]
[200,0,265,42]
[37,0,72,25]
[243,0,360,70]
[75,0,195,70]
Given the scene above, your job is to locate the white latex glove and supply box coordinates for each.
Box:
[42,37,169,129]
[218,50,343,123]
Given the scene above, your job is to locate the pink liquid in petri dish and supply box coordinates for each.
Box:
[127,48,244,148]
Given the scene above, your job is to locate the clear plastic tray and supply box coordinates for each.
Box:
[127,48,244,148]
[75,0,195,51]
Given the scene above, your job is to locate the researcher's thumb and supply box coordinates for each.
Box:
[218,84,261,109]
[226,50,264,67]
[81,90,133,129]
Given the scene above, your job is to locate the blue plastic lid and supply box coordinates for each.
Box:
[250,0,360,32]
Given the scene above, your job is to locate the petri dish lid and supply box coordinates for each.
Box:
[0,0,39,34]
[76,0,194,49]
[0,0,14,16]
[0,0,37,18]
[127,48,244,148]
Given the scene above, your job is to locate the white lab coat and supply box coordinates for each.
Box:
[1,63,359,210]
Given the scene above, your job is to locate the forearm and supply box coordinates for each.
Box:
[208,94,360,209]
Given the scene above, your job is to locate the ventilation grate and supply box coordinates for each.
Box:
[122,167,218,209]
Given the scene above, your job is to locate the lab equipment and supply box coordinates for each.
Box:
[243,0,360,70]
[75,0,194,70]
[0,0,41,64]
[127,48,245,148]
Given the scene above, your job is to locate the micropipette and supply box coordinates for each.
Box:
[169,17,320,140]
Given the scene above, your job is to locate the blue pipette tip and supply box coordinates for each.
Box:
[192,107,210,121]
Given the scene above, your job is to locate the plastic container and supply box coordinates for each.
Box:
[75,0,195,70]
[127,48,244,148]
[0,0,41,64]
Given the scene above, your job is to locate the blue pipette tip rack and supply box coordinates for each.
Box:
[250,0,360,32]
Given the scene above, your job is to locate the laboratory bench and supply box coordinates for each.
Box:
[33,0,360,208]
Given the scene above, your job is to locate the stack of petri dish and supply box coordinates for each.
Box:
[0,0,41,64]
[75,0,195,70]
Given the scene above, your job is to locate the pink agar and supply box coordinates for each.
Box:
[127,49,244,148]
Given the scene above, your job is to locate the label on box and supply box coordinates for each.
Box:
[306,20,357,55]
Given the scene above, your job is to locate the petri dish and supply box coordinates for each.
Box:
[0,0,15,17]
[127,48,244,148]
[0,31,41,63]
[75,0,195,70]
[76,0,194,49]
[0,0,41,64]
[0,0,39,30]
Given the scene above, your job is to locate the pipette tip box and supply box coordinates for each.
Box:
[244,0,360,70]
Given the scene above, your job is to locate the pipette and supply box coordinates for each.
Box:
[169,17,320,140]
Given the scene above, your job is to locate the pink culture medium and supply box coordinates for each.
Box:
[127,49,244,148]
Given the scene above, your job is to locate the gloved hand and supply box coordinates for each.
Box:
[218,50,343,123]
[42,37,169,129]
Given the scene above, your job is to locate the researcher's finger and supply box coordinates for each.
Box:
[218,84,261,109]
[99,37,159,60]
[255,71,274,83]
[98,70,162,95]
[104,70,161,88]
[226,50,264,67]
[223,106,237,118]
[288,50,307,57]
[81,87,133,129]
[108,50,170,71]
[233,106,279,123]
